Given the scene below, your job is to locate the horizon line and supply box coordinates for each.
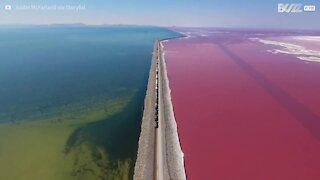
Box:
[0,23,319,31]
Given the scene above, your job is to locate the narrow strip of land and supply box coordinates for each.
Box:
[134,40,186,180]
[155,41,170,180]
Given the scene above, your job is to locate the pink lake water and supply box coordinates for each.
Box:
[163,28,320,180]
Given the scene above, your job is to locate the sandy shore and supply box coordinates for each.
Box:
[133,42,158,180]
[159,41,186,180]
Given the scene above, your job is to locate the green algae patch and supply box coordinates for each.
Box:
[0,97,132,180]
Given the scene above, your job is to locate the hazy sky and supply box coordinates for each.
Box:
[0,0,319,29]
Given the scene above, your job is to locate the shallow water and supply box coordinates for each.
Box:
[0,26,180,180]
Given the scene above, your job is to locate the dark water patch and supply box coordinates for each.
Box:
[65,88,145,179]
[219,44,320,141]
